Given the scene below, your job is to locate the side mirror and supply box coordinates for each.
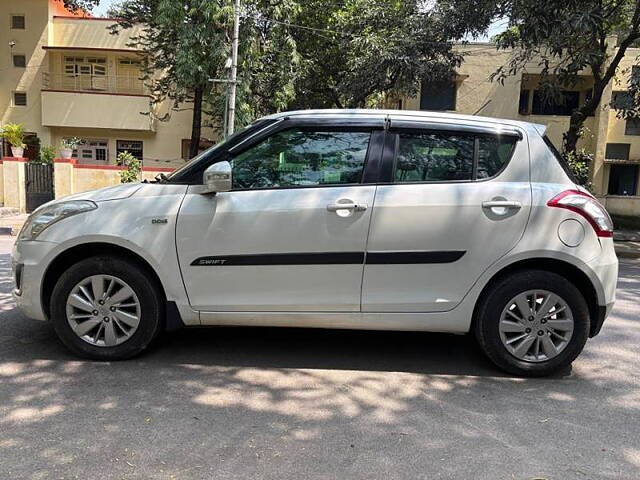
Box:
[202,161,232,193]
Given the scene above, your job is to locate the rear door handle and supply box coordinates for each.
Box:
[482,200,522,210]
[327,203,367,212]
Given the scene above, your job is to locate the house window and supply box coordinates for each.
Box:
[70,139,109,164]
[420,80,456,111]
[519,90,531,114]
[12,54,26,68]
[531,90,580,115]
[608,164,639,196]
[625,118,640,135]
[118,57,142,66]
[117,140,143,161]
[611,91,633,110]
[11,14,25,29]
[605,143,631,161]
[13,92,27,106]
[64,56,107,90]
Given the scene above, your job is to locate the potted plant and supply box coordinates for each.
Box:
[0,123,26,157]
[60,137,83,159]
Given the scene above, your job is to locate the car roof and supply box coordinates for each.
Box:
[262,109,546,136]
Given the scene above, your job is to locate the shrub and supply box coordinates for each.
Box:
[0,123,26,148]
[117,151,142,183]
[40,145,56,163]
[563,149,593,191]
[61,137,83,150]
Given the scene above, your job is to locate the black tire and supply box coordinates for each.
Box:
[50,256,164,361]
[474,270,590,377]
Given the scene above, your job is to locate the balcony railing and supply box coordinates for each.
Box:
[43,72,148,96]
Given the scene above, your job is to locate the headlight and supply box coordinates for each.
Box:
[18,200,98,241]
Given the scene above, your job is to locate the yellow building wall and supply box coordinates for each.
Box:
[42,90,154,131]
[51,17,141,50]
[0,0,53,148]
[2,161,26,212]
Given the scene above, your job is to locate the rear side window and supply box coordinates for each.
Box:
[395,132,474,182]
[477,135,518,179]
[394,131,517,183]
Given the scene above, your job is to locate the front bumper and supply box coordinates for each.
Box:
[12,239,59,321]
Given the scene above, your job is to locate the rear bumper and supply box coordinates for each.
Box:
[591,302,615,338]
[586,238,618,337]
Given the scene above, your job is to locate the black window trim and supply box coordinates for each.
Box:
[378,126,520,185]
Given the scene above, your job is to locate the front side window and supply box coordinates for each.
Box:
[395,132,474,182]
[231,129,371,189]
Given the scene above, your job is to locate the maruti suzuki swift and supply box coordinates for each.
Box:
[12,110,618,376]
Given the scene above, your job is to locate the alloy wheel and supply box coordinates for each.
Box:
[498,289,574,363]
[65,274,141,347]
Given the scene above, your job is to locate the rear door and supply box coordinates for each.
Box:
[362,121,531,312]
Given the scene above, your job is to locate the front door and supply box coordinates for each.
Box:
[362,124,532,313]
[176,127,379,312]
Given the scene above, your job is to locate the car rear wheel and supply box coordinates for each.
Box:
[50,256,163,360]
[475,270,590,377]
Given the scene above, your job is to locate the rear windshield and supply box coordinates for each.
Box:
[542,135,578,183]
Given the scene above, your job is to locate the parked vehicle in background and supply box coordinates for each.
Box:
[12,110,618,376]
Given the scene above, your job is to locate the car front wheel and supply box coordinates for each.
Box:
[475,270,590,377]
[50,256,163,360]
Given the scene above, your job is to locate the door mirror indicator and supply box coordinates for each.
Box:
[202,161,232,193]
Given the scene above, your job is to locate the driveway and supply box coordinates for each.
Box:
[0,236,638,479]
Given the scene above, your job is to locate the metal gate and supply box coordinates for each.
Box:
[25,163,54,213]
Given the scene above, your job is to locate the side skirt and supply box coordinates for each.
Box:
[199,311,469,334]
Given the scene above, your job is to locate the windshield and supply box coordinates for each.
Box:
[164,118,275,182]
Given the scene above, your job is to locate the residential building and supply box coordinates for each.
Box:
[398,43,640,218]
[1,0,215,169]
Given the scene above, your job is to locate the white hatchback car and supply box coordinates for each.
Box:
[13,110,618,376]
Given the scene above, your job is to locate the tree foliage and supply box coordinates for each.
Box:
[110,0,234,157]
[57,0,100,13]
[108,0,462,155]
[439,0,640,154]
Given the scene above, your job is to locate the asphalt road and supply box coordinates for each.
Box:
[0,236,638,480]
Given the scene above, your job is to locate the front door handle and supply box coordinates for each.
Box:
[327,203,368,212]
[482,200,522,210]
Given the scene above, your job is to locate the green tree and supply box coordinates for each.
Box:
[276,0,460,109]
[57,0,100,13]
[110,0,234,158]
[439,0,640,154]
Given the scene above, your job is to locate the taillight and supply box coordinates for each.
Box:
[547,190,614,238]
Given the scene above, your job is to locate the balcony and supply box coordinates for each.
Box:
[43,72,147,96]
[41,73,154,132]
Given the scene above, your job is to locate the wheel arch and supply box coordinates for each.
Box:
[472,257,600,338]
[41,242,167,320]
